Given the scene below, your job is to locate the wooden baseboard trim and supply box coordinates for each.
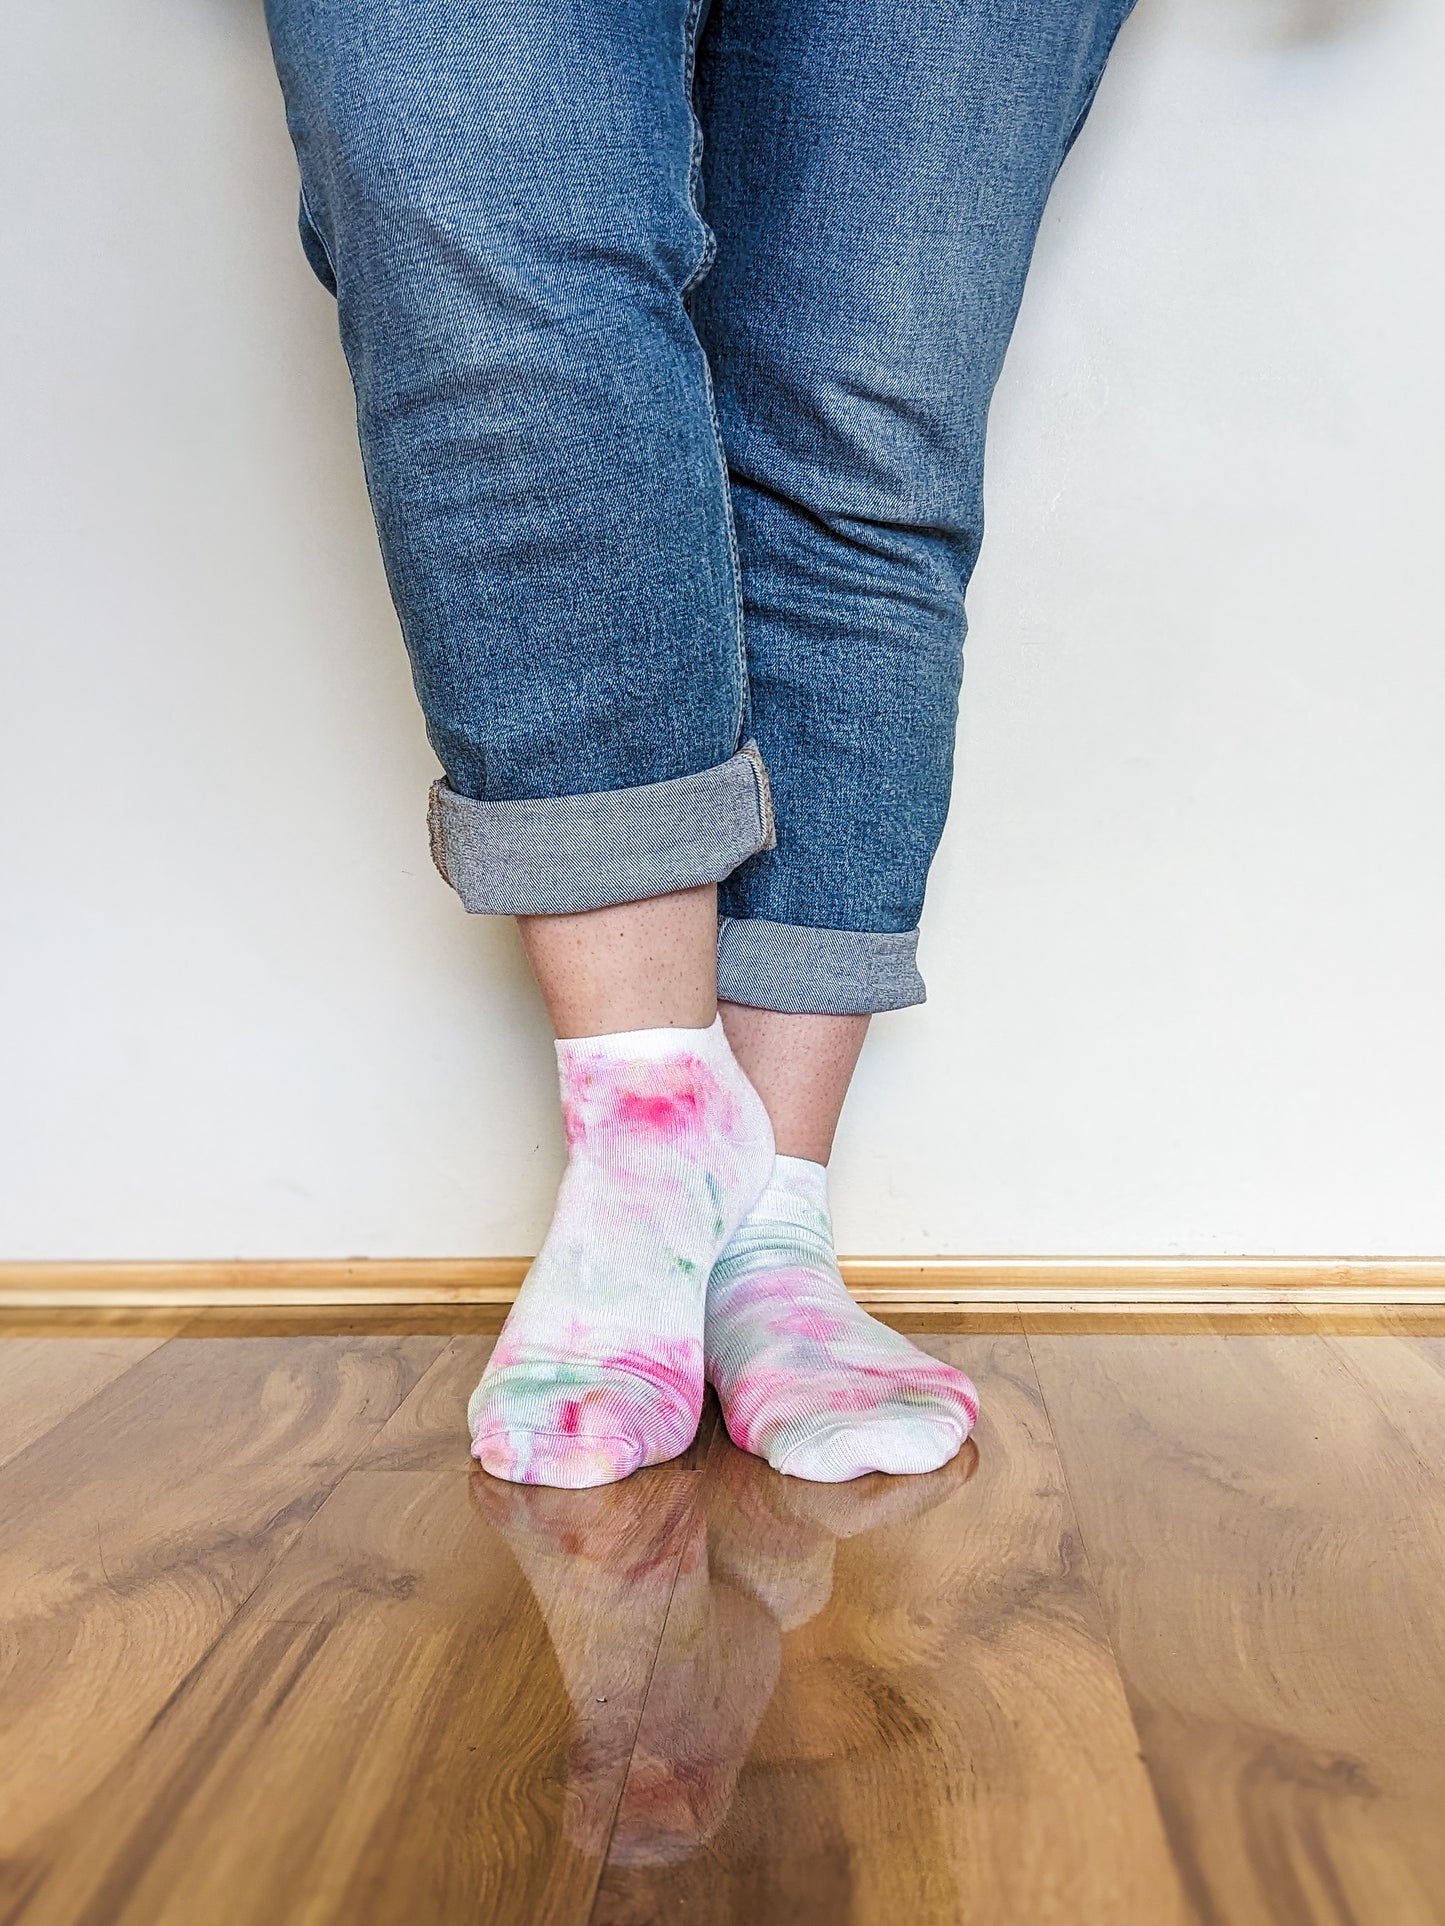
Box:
[1,1256,1443,1310]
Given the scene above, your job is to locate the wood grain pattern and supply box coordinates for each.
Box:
[1015,1307,1445,1338]
[0,1338,169,1471]
[0,1309,196,1340]
[593,1332,1189,1926]
[1322,1322,1445,1464]
[0,1332,441,1918]
[4,1256,1444,1308]
[7,1314,1445,1922]
[177,1304,513,1340]
[6,1337,697,1926]
[1026,1323,1445,1925]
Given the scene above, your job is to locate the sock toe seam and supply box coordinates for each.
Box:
[472,1423,647,1454]
[773,1411,965,1470]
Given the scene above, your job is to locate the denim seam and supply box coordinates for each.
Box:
[678,0,749,753]
[737,740,776,848]
[296,178,339,287]
[677,0,715,302]
[1061,1,1138,163]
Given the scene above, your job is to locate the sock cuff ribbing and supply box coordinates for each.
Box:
[770,1154,829,1203]
[555,1014,729,1067]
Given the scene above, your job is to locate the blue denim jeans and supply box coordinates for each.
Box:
[265,0,1133,1012]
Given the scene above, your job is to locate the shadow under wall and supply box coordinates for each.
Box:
[1260,0,1400,43]
[1175,0,1401,45]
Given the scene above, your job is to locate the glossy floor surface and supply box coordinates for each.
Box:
[2,1305,1444,1924]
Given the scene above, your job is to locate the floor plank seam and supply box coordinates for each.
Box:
[584,1488,700,1923]
[1320,1329,1444,1491]
[157,1337,456,1702]
[0,1339,170,1475]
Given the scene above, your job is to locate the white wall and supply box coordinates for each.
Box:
[2,0,1442,1260]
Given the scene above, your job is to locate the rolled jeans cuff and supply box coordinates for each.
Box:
[427,742,775,915]
[716,917,926,1015]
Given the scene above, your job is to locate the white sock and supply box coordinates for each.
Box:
[469,1018,774,1487]
[705,1156,978,1482]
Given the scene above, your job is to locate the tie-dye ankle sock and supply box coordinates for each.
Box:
[706,1156,978,1483]
[469,1018,774,1488]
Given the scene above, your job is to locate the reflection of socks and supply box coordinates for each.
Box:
[469,1469,704,1861]
[604,1444,979,1879]
[706,1439,976,1628]
[609,1519,781,1867]
[470,1019,774,1488]
[706,1157,978,1483]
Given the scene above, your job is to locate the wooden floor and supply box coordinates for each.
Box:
[3,1306,1445,1925]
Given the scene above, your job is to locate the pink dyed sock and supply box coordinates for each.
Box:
[469,1019,774,1488]
[706,1156,978,1482]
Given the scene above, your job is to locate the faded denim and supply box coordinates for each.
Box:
[265,0,1134,1013]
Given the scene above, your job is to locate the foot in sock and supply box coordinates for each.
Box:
[706,1156,978,1482]
[469,1018,774,1488]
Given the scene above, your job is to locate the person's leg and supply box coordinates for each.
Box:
[718,1007,869,1165]
[264,0,776,1486]
[520,889,721,1041]
[695,0,1136,1477]
[263,0,774,899]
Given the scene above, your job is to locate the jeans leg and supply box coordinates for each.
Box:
[264,0,773,914]
[694,0,1136,1011]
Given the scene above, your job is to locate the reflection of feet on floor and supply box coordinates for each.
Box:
[707,1437,981,1630]
[468,1464,703,1859]
[608,1439,981,1867]
[607,1504,782,1867]
[469,1457,696,1578]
